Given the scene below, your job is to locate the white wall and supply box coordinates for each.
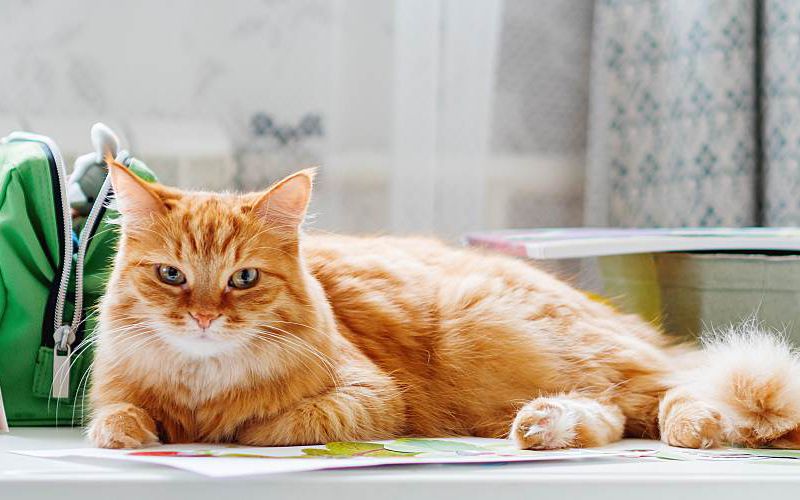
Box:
[0,0,593,239]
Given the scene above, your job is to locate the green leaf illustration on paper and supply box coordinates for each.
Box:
[384,438,487,454]
[301,441,418,458]
[327,442,386,455]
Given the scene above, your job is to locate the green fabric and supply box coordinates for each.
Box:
[0,140,155,425]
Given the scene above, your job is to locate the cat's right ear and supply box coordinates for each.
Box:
[252,168,315,230]
[105,153,166,224]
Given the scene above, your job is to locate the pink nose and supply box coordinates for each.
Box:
[189,311,221,330]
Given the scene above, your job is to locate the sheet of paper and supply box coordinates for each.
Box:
[13,437,652,477]
[17,436,798,477]
[654,448,800,462]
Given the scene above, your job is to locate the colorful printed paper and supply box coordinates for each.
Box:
[14,437,800,477]
[13,437,648,477]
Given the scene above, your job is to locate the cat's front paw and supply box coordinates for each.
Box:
[88,403,159,449]
[511,399,577,450]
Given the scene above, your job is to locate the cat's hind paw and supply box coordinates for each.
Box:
[659,397,722,449]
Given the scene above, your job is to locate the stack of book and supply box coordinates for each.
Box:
[465,228,800,345]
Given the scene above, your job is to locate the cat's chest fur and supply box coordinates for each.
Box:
[170,360,239,402]
[136,352,320,442]
[148,366,263,441]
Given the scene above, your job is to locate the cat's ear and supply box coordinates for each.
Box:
[254,168,315,229]
[105,153,166,224]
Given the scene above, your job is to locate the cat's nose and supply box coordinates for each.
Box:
[189,311,221,330]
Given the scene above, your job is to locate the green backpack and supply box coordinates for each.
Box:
[0,124,156,426]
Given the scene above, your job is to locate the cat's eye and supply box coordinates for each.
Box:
[156,265,186,286]
[229,268,259,289]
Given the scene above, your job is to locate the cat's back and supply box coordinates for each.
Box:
[303,232,531,306]
[302,232,451,321]
[301,232,585,361]
[304,232,459,284]
[302,233,666,354]
[303,232,581,312]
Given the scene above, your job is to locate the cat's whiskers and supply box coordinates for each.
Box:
[242,328,340,386]
[256,325,340,383]
[240,329,329,382]
[48,311,139,406]
[66,325,160,425]
[260,323,336,364]
[265,319,331,338]
[236,331,321,384]
[50,322,151,411]
[72,333,161,425]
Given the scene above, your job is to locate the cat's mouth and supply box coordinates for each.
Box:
[157,328,242,358]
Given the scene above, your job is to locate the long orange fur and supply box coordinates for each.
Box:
[88,163,800,450]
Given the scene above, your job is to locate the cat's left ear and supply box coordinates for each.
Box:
[254,168,316,229]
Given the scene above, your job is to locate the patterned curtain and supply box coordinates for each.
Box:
[764,1,800,225]
[587,0,800,228]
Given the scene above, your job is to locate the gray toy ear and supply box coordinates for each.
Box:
[91,122,120,163]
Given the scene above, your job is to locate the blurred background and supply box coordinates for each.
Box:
[1,0,798,241]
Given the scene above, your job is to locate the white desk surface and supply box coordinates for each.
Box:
[2,428,799,500]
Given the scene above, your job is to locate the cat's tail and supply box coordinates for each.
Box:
[687,318,800,447]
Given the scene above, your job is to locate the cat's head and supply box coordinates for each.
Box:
[104,158,317,359]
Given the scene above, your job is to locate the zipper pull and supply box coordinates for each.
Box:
[52,325,75,399]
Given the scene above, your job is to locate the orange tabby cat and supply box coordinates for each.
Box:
[88,160,800,450]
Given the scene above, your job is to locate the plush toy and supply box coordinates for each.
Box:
[68,123,124,218]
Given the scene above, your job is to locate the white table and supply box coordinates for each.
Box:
[2,428,799,500]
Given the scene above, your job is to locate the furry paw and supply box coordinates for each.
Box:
[88,403,159,449]
[661,403,722,449]
[511,399,577,450]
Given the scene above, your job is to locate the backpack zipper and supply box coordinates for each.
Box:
[69,165,114,346]
[67,125,124,371]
